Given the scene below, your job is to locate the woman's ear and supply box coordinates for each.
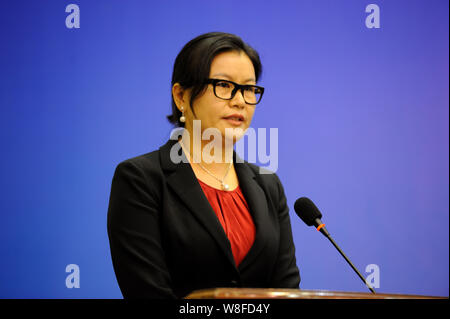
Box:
[172,83,189,111]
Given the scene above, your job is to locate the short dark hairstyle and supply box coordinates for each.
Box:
[167,32,263,127]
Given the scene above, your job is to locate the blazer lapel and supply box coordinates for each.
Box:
[233,153,270,273]
[159,139,238,271]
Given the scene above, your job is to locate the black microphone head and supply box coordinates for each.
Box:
[294,197,323,226]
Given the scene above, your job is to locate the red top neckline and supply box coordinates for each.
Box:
[197,179,240,192]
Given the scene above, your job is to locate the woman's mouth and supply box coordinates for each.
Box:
[223,114,245,126]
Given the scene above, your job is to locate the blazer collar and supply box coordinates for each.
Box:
[159,139,270,273]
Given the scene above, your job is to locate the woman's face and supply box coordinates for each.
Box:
[178,50,257,141]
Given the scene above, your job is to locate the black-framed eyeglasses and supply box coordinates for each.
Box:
[205,78,265,105]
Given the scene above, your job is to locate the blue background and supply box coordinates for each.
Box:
[0,0,448,298]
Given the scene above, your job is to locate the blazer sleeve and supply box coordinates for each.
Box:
[107,160,176,299]
[269,174,301,288]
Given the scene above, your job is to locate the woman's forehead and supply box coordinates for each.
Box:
[210,51,255,82]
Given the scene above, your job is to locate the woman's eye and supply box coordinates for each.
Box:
[217,82,231,88]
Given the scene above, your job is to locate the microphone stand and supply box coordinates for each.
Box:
[325,234,376,294]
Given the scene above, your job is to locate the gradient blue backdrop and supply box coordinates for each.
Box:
[0,0,448,298]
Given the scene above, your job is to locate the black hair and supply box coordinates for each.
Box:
[167,32,263,127]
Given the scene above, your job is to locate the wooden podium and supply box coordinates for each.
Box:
[185,288,446,299]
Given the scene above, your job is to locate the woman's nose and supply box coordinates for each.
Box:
[230,90,246,108]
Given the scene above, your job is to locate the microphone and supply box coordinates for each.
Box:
[294,197,376,294]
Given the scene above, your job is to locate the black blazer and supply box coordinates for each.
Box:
[107,139,300,299]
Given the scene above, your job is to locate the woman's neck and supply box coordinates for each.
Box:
[179,130,234,175]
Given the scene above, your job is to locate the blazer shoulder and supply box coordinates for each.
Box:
[112,148,165,189]
[119,149,161,171]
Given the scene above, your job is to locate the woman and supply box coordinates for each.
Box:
[107,32,300,299]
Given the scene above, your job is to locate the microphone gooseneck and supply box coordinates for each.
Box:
[294,197,376,294]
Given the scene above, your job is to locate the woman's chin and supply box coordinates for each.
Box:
[222,127,247,143]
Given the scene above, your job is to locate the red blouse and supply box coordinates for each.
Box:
[198,179,256,267]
